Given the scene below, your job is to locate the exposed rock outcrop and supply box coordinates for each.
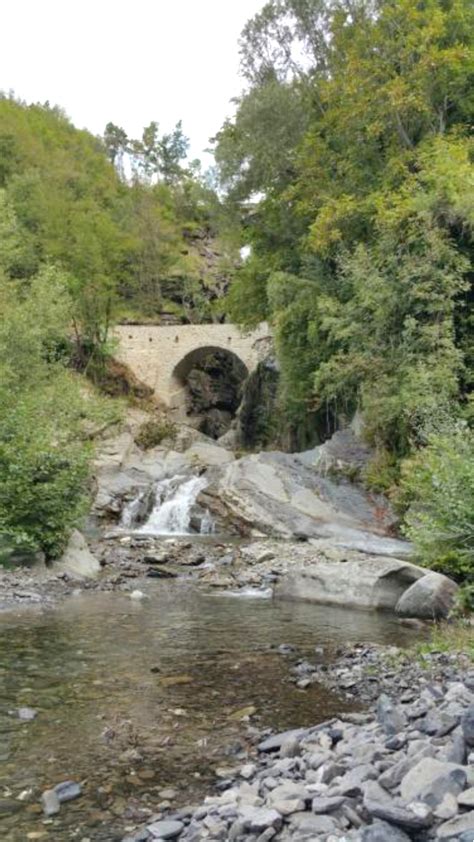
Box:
[205,448,403,552]
[275,557,457,617]
[235,355,280,449]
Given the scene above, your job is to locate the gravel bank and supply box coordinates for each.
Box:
[122,645,474,842]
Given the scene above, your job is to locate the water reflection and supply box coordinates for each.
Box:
[0,582,421,840]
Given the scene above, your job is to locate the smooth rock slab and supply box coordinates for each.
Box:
[146,820,184,839]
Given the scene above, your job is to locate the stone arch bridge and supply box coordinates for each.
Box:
[114,322,271,418]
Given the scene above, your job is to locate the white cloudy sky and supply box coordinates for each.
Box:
[1,0,265,163]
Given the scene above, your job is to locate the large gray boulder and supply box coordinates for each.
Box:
[56,530,100,579]
[274,556,456,616]
[395,572,459,620]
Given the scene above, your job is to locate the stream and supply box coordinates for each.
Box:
[0,578,419,841]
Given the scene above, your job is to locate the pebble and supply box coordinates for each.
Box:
[167,646,474,842]
[158,788,177,800]
[146,819,184,839]
[41,789,60,816]
[54,780,82,802]
[17,707,37,721]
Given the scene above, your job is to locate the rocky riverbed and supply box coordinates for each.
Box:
[1,417,471,841]
[123,646,474,842]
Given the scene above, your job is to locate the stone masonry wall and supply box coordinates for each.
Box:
[113,323,271,414]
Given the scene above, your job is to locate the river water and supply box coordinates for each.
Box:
[0,580,419,841]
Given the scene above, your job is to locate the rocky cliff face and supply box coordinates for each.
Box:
[156,229,235,326]
[236,355,280,449]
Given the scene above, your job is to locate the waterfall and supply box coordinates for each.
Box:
[200,509,215,535]
[121,490,148,529]
[138,475,210,536]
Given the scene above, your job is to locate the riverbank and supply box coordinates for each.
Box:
[0,581,418,842]
[0,530,458,628]
[126,643,474,842]
[0,551,472,841]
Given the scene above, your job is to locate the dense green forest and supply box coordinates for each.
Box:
[216,0,474,593]
[0,0,473,601]
[0,95,228,559]
[0,96,229,342]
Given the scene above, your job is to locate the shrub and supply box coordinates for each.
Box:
[135,416,176,450]
[0,267,119,559]
[362,447,400,494]
[400,427,474,586]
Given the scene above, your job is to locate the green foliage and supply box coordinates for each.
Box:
[362,449,400,494]
[400,428,474,583]
[455,584,474,616]
[0,94,229,338]
[218,0,474,455]
[417,620,474,657]
[0,262,119,559]
[134,417,176,450]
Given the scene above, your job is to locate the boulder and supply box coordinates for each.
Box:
[266,781,308,815]
[400,758,466,802]
[55,530,100,579]
[258,728,308,753]
[287,811,337,835]
[276,557,427,612]
[146,819,184,839]
[377,695,407,736]
[395,572,459,620]
[238,806,282,833]
[363,781,433,829]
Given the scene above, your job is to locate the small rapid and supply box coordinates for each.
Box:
[122,474,214,536]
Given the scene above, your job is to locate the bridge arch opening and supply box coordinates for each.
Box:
[170,346,249,438]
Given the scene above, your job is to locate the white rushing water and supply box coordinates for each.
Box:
[139,475,210,536]
[121,490,148,529]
